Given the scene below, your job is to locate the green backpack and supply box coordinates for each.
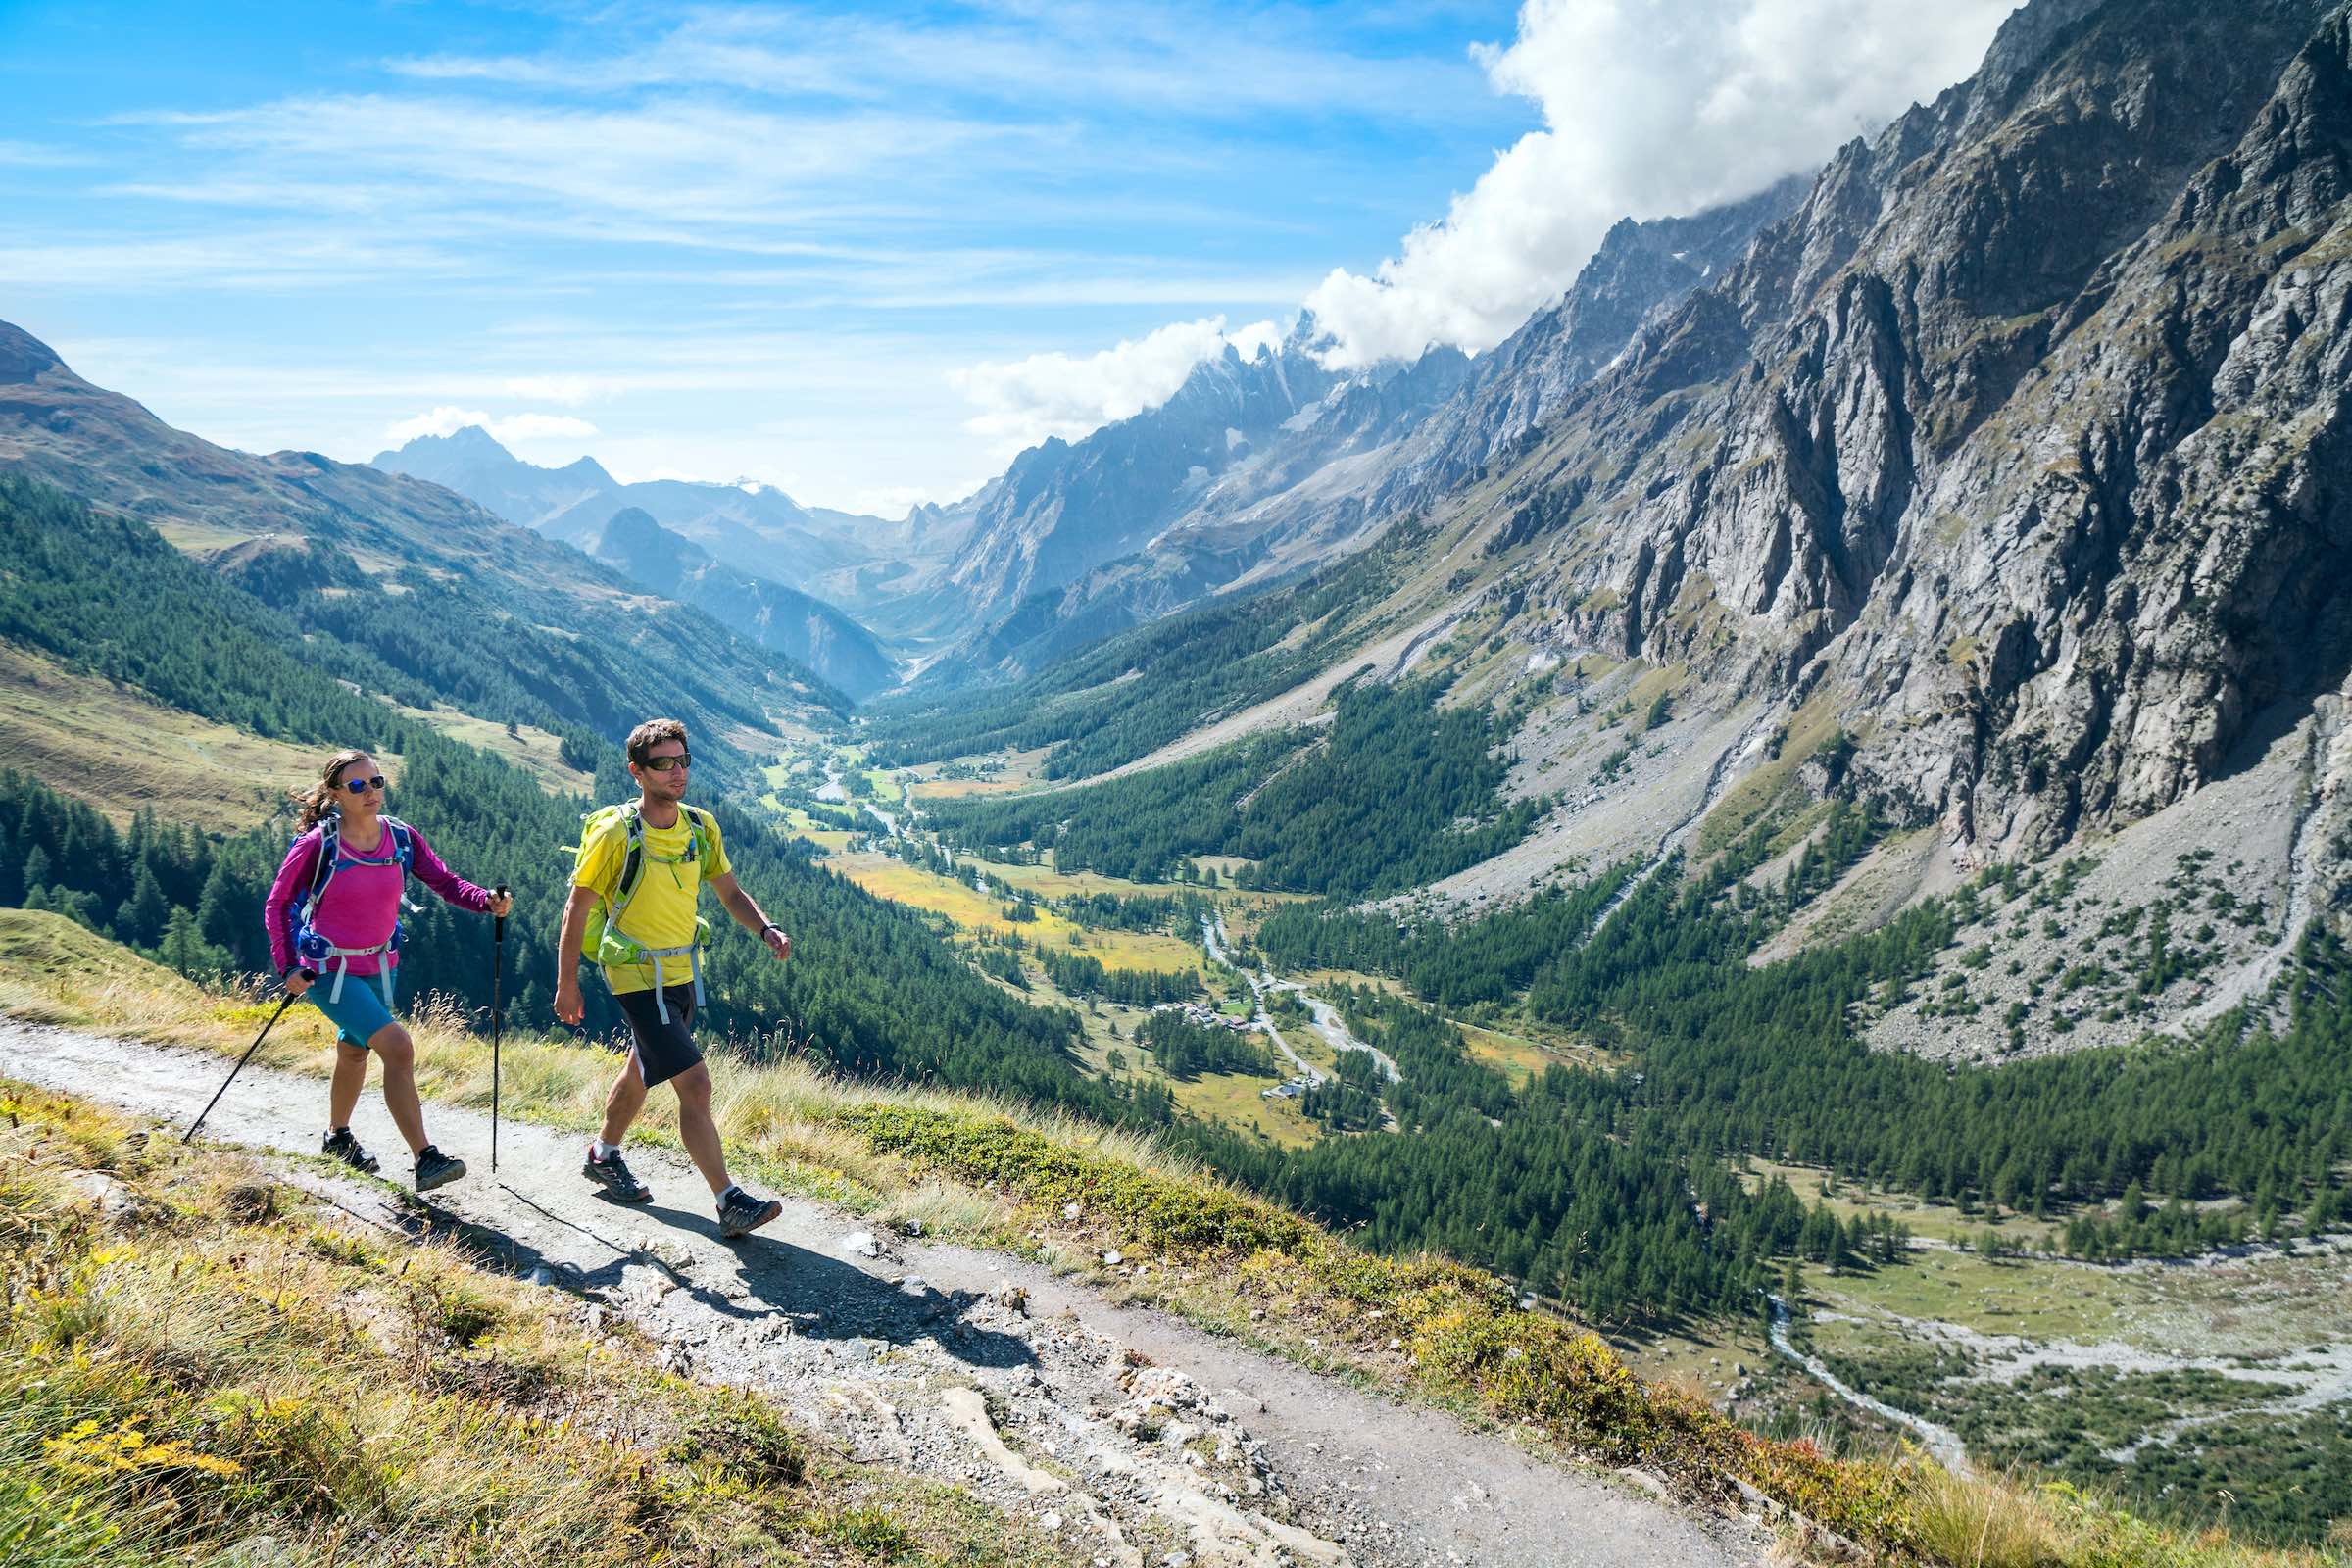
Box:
[565,801,718,1022]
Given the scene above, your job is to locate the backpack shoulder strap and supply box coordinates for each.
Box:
[682,806,718,876]
[305,820,339,907]
[612,802,648,906]
[382,817,416,874]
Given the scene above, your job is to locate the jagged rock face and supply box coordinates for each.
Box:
[940,344,1345,631]
[1388,175,1809,507]
[1497,0,2352,858]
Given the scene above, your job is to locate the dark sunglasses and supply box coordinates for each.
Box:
[339,774,387,795]
[639,754,691,772]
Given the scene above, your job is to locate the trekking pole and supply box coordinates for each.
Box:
[183,974,311,1145]
[490,885,509,1173]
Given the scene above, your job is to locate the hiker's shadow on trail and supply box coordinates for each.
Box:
[416,1190,1037,1371]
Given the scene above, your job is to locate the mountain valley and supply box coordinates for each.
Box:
[9,0,2352,1556]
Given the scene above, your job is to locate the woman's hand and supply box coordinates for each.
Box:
[284,968,314,999]
[487,890,514,918]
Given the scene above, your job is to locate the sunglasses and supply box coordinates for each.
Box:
[639,754,691,773]
[339,774,387,795]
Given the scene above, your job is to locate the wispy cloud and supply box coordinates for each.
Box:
[385,3,1495,123]
[0,231,473,289]
[118,94,1023,231]
[3,0,1525,505]
[0,139,90,167]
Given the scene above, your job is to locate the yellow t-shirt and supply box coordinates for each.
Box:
[572,807,730,994]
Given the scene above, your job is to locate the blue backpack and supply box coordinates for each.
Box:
[286,813,416,1005]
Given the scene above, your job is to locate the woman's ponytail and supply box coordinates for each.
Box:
[292,749,371,834]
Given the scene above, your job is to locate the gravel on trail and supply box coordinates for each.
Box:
[10,1020,1768,1568]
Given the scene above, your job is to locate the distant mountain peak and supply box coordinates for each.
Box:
[0,320,65,384]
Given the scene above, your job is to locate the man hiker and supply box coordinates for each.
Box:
[554,718,790,1238]
[265,748,512,1192]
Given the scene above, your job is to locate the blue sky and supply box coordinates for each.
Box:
[0,1,2012,514]
[0,0,1534,512]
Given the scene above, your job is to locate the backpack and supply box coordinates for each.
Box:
[287,813,416,1007]
[565,801,717,1022]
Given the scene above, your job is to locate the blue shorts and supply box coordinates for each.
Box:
[305,972,400,1049]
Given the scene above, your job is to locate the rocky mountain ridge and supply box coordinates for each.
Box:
[1458,0,2352,867]
[0,321,845,743]
[369,424,956,634]
[586,505,898,699]
[923,182,1809,684]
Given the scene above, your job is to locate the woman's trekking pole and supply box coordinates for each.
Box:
[490,885,509,1172]
[183,974,311,1145]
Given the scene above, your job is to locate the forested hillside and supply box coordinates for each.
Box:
[925,678,1541,896]
[865,520,1429,778]
[1260,846,2352,1258]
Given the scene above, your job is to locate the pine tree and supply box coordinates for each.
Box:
[195,857,245,957]
[119,861,171,950]
[158,906,223,980]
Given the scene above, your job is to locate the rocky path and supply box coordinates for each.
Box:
[13,1021,1762,1568]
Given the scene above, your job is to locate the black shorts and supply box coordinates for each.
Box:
[612,985,704,1089]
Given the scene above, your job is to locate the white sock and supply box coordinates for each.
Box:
[592,1139,619,1160]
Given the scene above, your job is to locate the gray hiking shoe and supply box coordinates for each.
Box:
[582,1145,652,1202]
[322,1126,380,1175]
[717,1187,782,1240]
[414,1145,466,1193]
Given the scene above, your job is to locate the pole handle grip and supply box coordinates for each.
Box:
[493,884,509,941]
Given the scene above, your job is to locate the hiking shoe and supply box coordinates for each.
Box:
[717,1187,783,1240]
[414,1145,466,1193]
[321,1127,380,1175]
[582,1145,652,1202]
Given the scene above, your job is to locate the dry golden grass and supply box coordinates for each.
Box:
[0,1078,1064,1568]
[831,854,1206,973]
[384,701,594,795]
[0,640,321,831]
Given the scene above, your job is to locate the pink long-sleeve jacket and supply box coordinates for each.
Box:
[264,819,491,978]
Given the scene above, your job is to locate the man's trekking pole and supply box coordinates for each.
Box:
[183,973,311,1145]
[490,884,509,1172]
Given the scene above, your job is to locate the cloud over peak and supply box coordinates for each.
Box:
[950,316,1282,455]
[1306,0,2014,368]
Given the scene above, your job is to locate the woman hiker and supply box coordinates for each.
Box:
[264,748,512,1192]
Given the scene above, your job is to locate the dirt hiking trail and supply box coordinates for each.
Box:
[12,1021,1765,1568]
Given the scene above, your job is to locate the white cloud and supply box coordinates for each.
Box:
[382,406,599,447]
[0,139,90,167]
[949,316,1281,454]
[1307,0,2014,368]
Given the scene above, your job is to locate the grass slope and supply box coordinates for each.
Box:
[4,910,2337,1568]
[0,641,321,832]
[0,1079,1062,1567]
